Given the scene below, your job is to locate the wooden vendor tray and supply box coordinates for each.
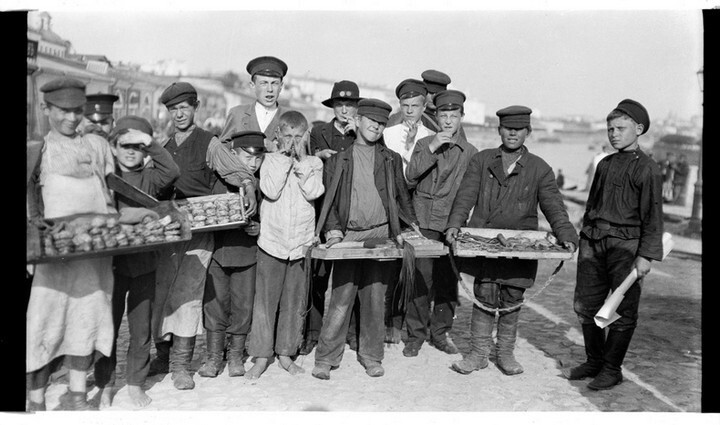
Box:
[176,193,248,233]
[453,227,573,260]
[27,201,192,264]
[305,240,448,260]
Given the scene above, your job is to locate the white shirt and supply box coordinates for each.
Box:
[258,153,325,261]
[254,102,279,133]
[382,122,435,175]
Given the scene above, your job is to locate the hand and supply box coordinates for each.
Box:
[562,241,577,252]
[634,256,652,280]
[429,130,455,153]
[244,220,260,236]
[315,149,338,160]
[396,234,405,246]
[294,130,310,160]
[342,118,357,135]
[445,227,459,244]
[243,185,258,217]
[404,120,419,142]
[325,237,342,248]
[118,207,160,224]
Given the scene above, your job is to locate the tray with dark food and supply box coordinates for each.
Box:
[27,201,191,264]
[453,227,574,260]
[306,228,448,260]
[175,192,248,233]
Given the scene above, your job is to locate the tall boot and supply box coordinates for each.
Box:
[170,336,196,390]
[451,307,494,374]
[563,323,606,380]
[148,340,171,376]
[226,334,247,377]
[496,308,523,375]
[198,331,225,378]
[588,328,634,390]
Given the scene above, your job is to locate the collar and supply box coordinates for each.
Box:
[255,101,278,114]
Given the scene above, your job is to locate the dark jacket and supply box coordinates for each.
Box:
[581,149,663,261]
[210,176,260,268]
[310,119,355,155]
[113,139,181,278]
[447,146,578,288]
[322,142,417,238]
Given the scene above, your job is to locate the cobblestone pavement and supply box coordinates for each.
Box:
[28,252,702,415]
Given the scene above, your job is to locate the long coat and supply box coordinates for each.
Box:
[446,146,578,288]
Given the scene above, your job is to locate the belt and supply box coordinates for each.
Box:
[346,222,388,232]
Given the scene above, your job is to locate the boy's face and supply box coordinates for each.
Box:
[498,126,529,151]
[399,95,425,123]
[607,115,641,152]
[356,115,385,143]
[44,103,84,136]
[114,142,146,169]
[278,125,307,152]
[436,108,463,135]
[167,100,196,132]
[332,99,359,124]
[251,75,283,108]
[232,148,265,174]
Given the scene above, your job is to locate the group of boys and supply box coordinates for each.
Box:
[27,52,664,410]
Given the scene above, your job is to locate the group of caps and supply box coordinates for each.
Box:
[40,55,651,155]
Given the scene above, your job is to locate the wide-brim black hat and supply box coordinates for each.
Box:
[321,80,362,107]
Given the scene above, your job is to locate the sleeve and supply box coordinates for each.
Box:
[405,137,438,190]
[537,165,579,245]
[259,153,294,201]
[392,152,417,227]
[27,160,43,220]
[100,137,116,176]
[293,156,325,201]
[637,163,664,261]
[322,154,343,239]
[142,139,181,197]
[205,136,255,190]
[309,125,328,154]
[218,109,239,142]
[446,152,482,230]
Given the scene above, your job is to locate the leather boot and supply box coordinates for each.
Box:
[198,331,225,378]
[170,336,196,390]
[148,340,171,376]
[496,308,524,375]
[226,334,247,377]
[451,307,494,374]
[588,328,634,391]
[59,391,94,411]
[563,323,605,380]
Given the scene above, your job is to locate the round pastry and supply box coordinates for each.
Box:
[90,216,107,228]
[229,213,243,222]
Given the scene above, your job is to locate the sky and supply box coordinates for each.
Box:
[21,1,708,121]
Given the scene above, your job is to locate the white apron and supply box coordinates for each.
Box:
[26,173,114,373]
[152,233,213,340]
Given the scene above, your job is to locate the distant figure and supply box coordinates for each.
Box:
[659,152,676,202]
[672,154,690,205]
[556,169,566,189]
[585,145,612,191]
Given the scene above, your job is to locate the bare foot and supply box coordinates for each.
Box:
[278,355,305,375]
[98,386,114,409]
[127,385,152,409]
[245,357,269,380]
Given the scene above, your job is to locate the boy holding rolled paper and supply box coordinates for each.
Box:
[563,99,664,391]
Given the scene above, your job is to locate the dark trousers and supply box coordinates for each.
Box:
[575,236,641,331]
[304,259,330,341]
[474,280,526,308]
[315,259,391,367]
[248,248,308,358]
[94,271,155,387]
[404,228,457,344]
[203,258,255,336]
[27,354,94,391]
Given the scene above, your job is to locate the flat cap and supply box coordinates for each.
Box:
[321,80,362,107]
[357,98,392,124]
[227,130,267,154]
[421,69,451,94]
[246,56,288,79]
[496,105,533,129]
[84,93,119,122]
[40,77,86,109]
[395,78,428,100]
[434,89,466,111]
[613,98,650,135]
[160,82,197,108]
[114,115,153,137]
